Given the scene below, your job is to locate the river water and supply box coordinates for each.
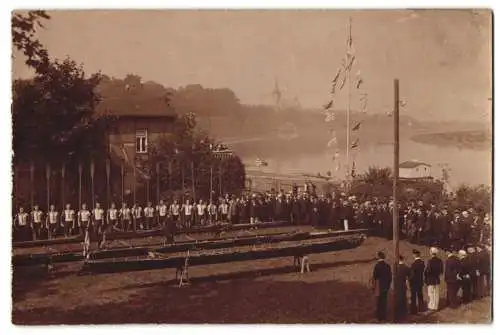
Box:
[240,138,491,189]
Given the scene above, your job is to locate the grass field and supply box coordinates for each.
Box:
[11,236,491,324]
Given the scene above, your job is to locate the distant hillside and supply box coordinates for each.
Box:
[411,130,492,150]
[96,76,489,154]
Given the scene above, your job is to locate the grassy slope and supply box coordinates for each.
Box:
[12,237,491,324]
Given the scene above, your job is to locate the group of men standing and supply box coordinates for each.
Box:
[371,245,491,322]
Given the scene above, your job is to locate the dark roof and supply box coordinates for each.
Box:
[97,96,176,118]
[399,161,431,168]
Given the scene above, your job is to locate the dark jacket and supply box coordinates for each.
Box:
[424,256,444,286]
[478,249,491,275]
[373,260,392,293]
[444,255,461,283]
[395,262,411,293]
[410,258,425,287]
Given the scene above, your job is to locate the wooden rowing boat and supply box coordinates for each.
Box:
[12,220,291,249]
[12,228,369,267]
[83,233,366,274]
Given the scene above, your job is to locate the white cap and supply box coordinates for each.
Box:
[430,247,438,255]
[458,250,467,256]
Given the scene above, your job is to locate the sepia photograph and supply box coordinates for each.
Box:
[10,8,492,325]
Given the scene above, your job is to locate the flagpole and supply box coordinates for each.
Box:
[105,159,110,207]
[46,163,50,212]
[346,17,352,191]
[392,78,400,323]
[61,163,66,208]
[90,159,95,207]
[78,162,82,210]
[30,161,34,209]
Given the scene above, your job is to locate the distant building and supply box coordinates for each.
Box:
[399,161,432,179]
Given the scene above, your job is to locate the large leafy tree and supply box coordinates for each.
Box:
[12,10,51,73]
[12,11,112,208]
[12,58,107,164]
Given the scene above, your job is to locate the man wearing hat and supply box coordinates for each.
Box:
[424,247,444,311]
[444,250,461,308]
[370,251,392,322]
[409,249,426,314]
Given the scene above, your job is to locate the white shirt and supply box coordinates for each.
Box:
[17,212,28,226]
[48,210,58,224]
[108,208,118,220]
[208,204,217,215]
[79,209,91,222]
[144,206,155,218]
[133,207,142,218]
[219,203,229,215]
[170,204,180,216]
[184,204,193,216]
[64,209,75,222]
[197,204,206,215]
[120,208,131,220]
[93,208,104,220]
[158,205,168,217]
[32,210,43,223]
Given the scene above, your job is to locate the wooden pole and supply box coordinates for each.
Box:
[191,160,196,202]
[45,163,50,211]
[78,162,82,209]
[61,163,66,208]
[29,161,34,209]
[181,162,185,203]
[392,78,400,322]
[90,159,95,207]
[146,177,150,203]
[133,161,136,206]
[210,164,213,202]
[121,164,124,204]
[156,162,160,203]
[105,159,110,206]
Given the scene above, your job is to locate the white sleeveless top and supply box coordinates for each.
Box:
[184,204,193,216]
[144,206,155,218]
[108,208,118,220]
[170,204,180,216]
[219,203,229,215]
[48,211,58,224]
[79,210,91,222]
[158,205,168,217]
[18,212,28,226]
[93,208,104,220]
[32,210,43,223]
[120,208,131,220]
[197,204,206,215]
[64,209,75,222]
[133,207,142,218]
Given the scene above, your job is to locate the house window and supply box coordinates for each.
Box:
[136,129,148,153]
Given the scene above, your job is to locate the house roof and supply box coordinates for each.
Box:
[97,95,177,118]
[399,161,431,168]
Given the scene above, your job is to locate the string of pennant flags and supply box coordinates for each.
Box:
[322,18,368,177]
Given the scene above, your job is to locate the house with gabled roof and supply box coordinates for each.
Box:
[399,160,432,179]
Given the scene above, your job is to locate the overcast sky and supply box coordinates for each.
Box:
[12,9,492,122]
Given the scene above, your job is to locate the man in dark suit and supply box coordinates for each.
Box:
[395,255,411,321]
[409,249,426,314]
[445,250,462,308]
[458,249,473,304]
[371,251,392,322]
[425,247,444,311]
